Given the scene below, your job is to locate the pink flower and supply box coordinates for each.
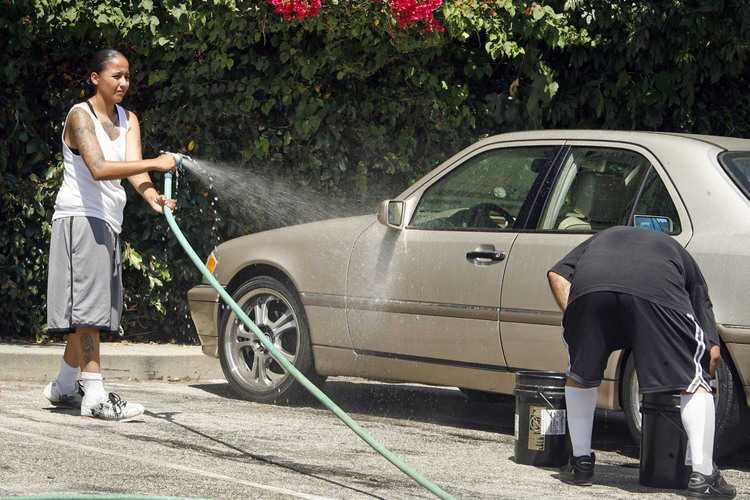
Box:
[268,0,322,21]
[388,0,444,32]
[267,0,444,33]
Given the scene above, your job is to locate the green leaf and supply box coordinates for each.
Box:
[261,99,275,115]
[255,137,270,158]
[148,70,168,85]
[124,245,143,270]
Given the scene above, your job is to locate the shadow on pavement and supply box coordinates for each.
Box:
[192,379,515,434]
[44,406,80,416]
[190,379,634,451]
[549,464,687,495]
[190,379,750,470]
[143,409,388,498]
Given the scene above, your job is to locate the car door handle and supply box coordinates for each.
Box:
[466,247,506,263]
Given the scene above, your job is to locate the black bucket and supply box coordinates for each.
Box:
[639,392,691,489]
[513,371,570,467]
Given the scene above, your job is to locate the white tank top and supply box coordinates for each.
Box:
[53,102,128,234]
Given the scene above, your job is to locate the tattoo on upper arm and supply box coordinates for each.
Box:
[68,109,105,173]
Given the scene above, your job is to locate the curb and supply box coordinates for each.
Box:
[0,342,224,383]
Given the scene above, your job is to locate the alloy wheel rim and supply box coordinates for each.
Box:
[223,287,299,392]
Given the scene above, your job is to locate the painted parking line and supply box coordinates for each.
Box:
[0,426,334,500]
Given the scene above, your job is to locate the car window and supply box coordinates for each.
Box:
[719,151,750,200]
[410,146,559,230]
[538,147,650,232]
[631,168,682,234]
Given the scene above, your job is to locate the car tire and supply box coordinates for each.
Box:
[621,347,748,458]
[218,275,323,404]
[621,354,641,446]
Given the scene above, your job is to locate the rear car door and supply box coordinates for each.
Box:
[500,143,692,384]
[346,142,563,367]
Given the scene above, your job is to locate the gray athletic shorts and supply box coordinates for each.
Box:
[47,216,122,334]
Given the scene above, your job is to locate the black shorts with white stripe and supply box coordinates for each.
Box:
[562,291,713,393]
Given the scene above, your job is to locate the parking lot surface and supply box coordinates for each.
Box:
[0,378,747,499]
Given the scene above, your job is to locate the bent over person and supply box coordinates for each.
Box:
[547,226,735,498]
[44,49,176,420]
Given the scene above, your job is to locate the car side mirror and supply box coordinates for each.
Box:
[377,200,404,229]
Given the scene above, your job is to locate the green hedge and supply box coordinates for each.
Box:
[2,1,749,343]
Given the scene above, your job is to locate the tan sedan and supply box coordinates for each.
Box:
[188,130,750,455]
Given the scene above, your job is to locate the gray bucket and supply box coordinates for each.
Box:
[513,371,570,467]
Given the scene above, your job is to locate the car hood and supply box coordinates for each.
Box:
[213,214,377,295]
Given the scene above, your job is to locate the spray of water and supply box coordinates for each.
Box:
[179,157,390,234]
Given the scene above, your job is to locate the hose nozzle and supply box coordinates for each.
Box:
[161,151,193,174]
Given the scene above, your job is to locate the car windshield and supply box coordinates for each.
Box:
[720,151,750,200]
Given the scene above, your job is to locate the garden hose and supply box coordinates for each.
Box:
[162,155,454,500]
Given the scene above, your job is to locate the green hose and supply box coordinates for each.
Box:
[162,166,454,500]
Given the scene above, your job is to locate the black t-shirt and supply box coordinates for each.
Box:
[549,226,719,346]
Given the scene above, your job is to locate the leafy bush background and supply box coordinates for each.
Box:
[2,1,749,343]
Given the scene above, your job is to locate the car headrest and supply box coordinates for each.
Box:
[570,170,627,224]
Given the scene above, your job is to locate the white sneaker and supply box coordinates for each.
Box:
[81,392,144,421]
[43,380,83,408]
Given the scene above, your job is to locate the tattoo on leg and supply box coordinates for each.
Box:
[81,335,95,365]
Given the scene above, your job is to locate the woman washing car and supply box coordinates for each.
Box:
[45,48,176,420]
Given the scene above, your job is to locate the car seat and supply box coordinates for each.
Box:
[558,170,627,231]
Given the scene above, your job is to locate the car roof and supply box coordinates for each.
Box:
[397,129,750,201]
[479,129,750,151]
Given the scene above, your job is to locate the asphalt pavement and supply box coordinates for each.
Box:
[1,376,748,499]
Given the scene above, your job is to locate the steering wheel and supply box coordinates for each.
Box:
[467,202,516,229]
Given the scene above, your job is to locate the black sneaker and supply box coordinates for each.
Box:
[559,453,595,486]
[686,470,736,498]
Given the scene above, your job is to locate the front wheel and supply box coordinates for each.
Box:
[218,275,322,403]
[621,349,748,458]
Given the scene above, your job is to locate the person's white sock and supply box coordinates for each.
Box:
[565,386,598,457]
[79,372,107,404]
[680,391,715,476]
[56,359,79,394]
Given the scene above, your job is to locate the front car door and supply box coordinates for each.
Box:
[346,142,564,387]
[500,142,692,407]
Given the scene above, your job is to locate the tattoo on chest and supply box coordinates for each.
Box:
[100,119,120,141]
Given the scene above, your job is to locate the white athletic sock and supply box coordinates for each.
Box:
[56,359,80,394]
[79,372,107,404]
[565,386,598,457]
[680,391,715,476]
